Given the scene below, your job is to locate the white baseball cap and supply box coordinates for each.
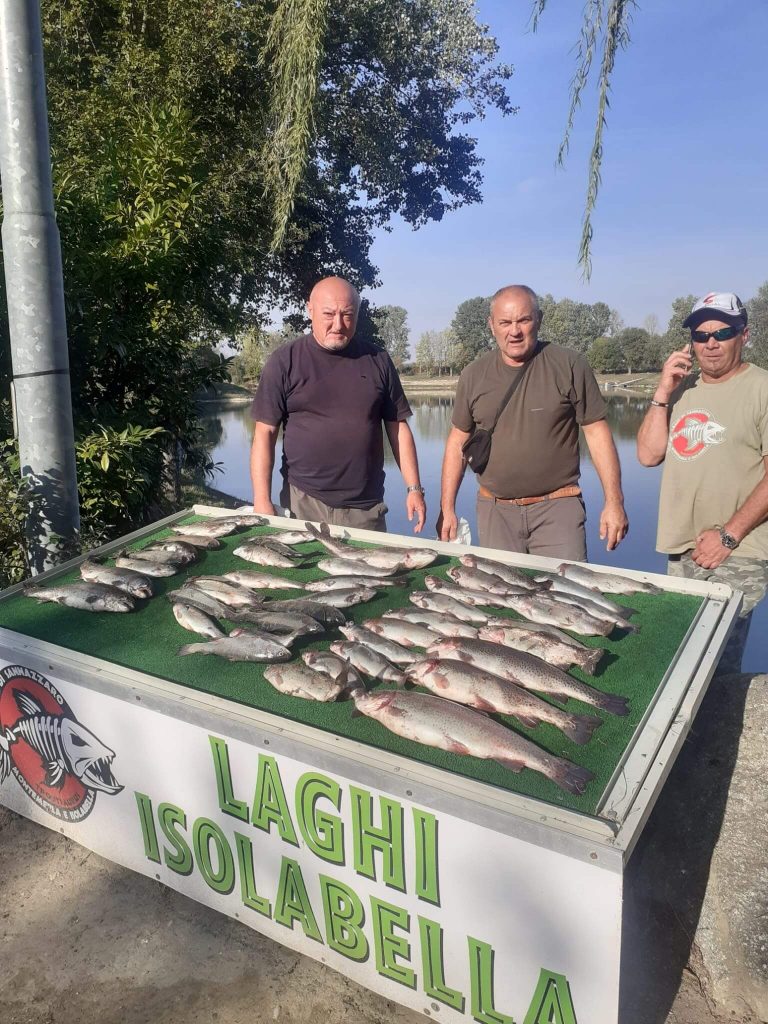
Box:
[682,292,748,330]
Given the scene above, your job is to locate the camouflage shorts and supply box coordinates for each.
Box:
[667,552,768,616]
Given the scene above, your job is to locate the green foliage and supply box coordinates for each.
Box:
[539,295,618,354]
[451,296,492,367]
[372,306,410,369]
[0,437,34,587]
[746,281,768,369]
[587,336,625,373]
[229,328,290,385]
[662,295,698,357]
[615,327,651,373]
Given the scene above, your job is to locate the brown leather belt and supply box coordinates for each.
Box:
[478,484,581,506]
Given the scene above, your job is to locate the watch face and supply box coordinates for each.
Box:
[720,530,738,550]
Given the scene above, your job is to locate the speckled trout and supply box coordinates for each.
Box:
[350,689,594,795]
[410,590,488,623]
[27,581,135,613]
[172,602,225,639]
[306,522,437,569]
[558,563,661,595]
[338,624,418,665]
[427,638,629,716]
[329,641,408,687]
[478,624,604,675]
[178,628,291,662]
[407,659,602,745]
[382,608,479,638]
[458,554,543,591]
[264,663,347,702]
[494,592,616,636]
[223,570,305,591]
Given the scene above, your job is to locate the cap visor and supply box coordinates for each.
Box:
[682,309,746,330]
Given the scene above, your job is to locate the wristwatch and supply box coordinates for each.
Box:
[406,484,425,495]
[718,527,740,550]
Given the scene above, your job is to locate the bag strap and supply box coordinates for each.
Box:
[487,343,540,437]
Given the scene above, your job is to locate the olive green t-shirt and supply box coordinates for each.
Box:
[452,343,607,499]
[657,362,768,559]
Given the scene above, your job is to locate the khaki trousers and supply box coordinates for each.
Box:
[476,492,587,561]
[280,482,388,533]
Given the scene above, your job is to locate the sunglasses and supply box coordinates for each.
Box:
[691,325,742,344]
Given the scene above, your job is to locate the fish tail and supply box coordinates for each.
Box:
[595,692,630,717]
[579,648,605,675]
[561,713,603,746]
[617,619,640,634]
[550,759,594,795]
[178,642,206,656]
[614,603,637,619]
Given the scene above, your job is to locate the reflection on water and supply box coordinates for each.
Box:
[200,394,765,673]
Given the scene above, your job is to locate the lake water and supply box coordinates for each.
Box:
[200,394,766,673]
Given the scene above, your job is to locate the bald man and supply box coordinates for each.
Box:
[437,284,627,559]
[250,277,426,533]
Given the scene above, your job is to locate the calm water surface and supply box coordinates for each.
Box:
[200,394,765,673]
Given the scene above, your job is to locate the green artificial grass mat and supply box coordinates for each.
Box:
[0,516,703,817]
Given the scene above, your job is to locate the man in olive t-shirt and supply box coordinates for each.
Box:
[637,291,768,673]
[437,284,628,559]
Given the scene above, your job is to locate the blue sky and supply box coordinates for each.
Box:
[365,0,768,344]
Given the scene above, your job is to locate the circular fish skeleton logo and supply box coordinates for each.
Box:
[669,409,727,461]
[0,665,122,821]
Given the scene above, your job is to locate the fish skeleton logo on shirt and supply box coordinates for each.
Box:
[669,409,727,461]
[0,665,122,822]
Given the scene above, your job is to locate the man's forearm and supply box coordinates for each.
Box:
[582,419,624,503]
[636,405,671,466]
[724,470,768,543]
[250,426,277,506]
[386,421,422,486]
[440,431,468,513]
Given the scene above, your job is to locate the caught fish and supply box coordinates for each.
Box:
[133,545,197,566]
[534,573,636,619]
[382,608,479,638]
[223,570,304,591]
[302,650,365,691]
[427,638,629,716]
[267,598,346,627]
[178,628,291,662]
[307,587,378,608]
[264,663,347,702]
[447,565,530,596]
[172,602,225,639]
[558,563,661,596]
[482,616,598,652]
[478,624,604,675]
[306,575,405,591]
[164,533,222,550]
[0,689,122,793]
[211,513,268,528]
[27,581,135,613]
[329,641,408,687]
[144,539,200,561]
[266,529,316,545]
[168,586,237,621]
[316,557,408,578]
[240,609,324,637]
[187,576,264,608]
[306,522,435,570]
[493,592,616,637]
[363,617,441,649]
[549,592,639,634]
[338,624,418,665]
[458,554,543,591]
[410,590,488,623]
[172,519,240,538]
[422,576,488,605]
[407,659,602,745]
[233,542,303,569]
[114,552,181,577]
[80,558,153,599]
[350,689,594,795]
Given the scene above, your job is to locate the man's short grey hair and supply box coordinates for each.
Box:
[490,285,541,317]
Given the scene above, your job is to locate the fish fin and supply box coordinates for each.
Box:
[562,714,603,746]
[14,690,44,717]
[535,579,553,591]
[597,693,630,717]
[543,690,570,706]
[493,756,526,774]
[613,603,637,619]
[513,714,541,730]
[579,648,605,675]
[550,760,594,795]
[616,620,640,634]
[44,761,66,788]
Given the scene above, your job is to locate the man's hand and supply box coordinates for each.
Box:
[406,490,426,534]
[692,529,732,570]
[655,345,694,401]
[436,508,458,542]
[252,498,276,517]
[599,500,629,551]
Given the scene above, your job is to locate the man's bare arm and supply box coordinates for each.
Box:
[250,421,280,515]
[693,454,768,569]
[637,345,694,466]
[437,426,470,541]
[581,419,628,551]
[385,420,426,533]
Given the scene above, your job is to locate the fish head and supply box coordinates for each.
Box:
[351,689,398,715]
[60,719,122,794]
[406,659,439,682]
[402,550,437,569]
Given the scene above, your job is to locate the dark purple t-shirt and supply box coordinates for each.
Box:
[251,334,412,509]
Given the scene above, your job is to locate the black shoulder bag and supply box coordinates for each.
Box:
[461,347,539,475]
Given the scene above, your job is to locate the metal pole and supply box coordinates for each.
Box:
[0,0,80,572]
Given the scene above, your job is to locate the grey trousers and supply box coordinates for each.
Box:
[476,493,587,561]
[280,482,388,533]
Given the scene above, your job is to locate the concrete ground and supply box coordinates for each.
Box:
[1,675,765,1024]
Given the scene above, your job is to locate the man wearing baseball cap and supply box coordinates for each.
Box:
[637,292,768,673]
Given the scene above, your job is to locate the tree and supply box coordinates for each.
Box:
[416,329,455,375]
[616,327,651,374]
[746,281,768,370]
[587,336,625,374]
[415,334,436,375]
[451,297,492,366]
[662,295,698,359]
[372,306,410,368]
[539,295,618,354]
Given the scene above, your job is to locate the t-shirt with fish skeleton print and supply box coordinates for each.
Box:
[657,362,768,560]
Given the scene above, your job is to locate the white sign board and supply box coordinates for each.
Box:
[0,661,622,1023]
